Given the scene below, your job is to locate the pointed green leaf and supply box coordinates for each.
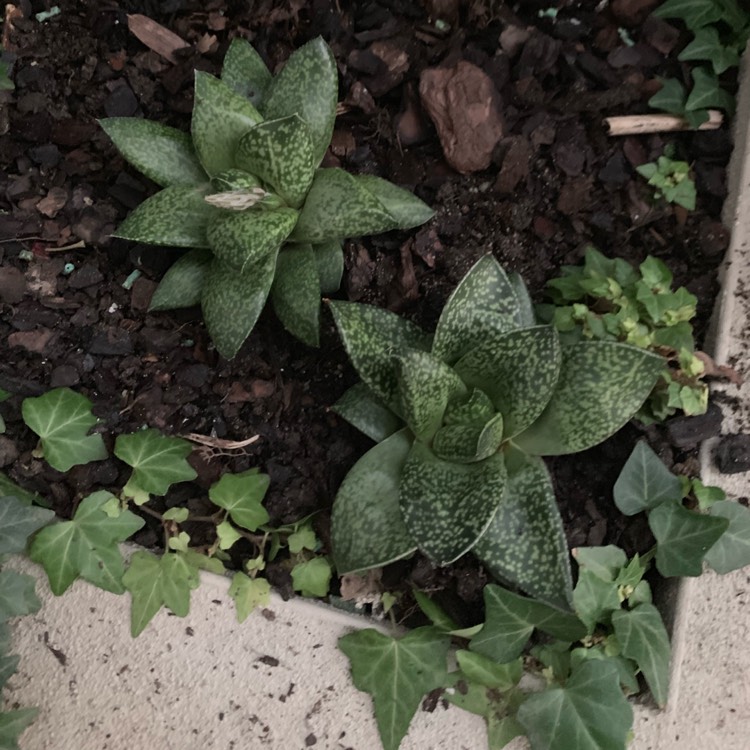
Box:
[400,442,506,565]
[328,300,432,411]
[443,388,495,426]
[207,207,297,272]
[396,350,466,440]
[612,603,671,707]
[228,572,271,623]
[221,37,272,106]
[149,248,212,311]
[0,496,54,555]
[123,550,200,637]
[290,168,396,244]
[99,118,207,187]
[291,557,332,597]
[0,473,42,508]
[685,67,736,114]
[339,626,450,750]
[201,251,278,359]
[115,429,196,496]
[191,72,262,176]
[705,500,750,574]
[22,388,108,472]
[514,342,663,456]
[236,115,314,208]
[648,78,687,115]
[0,571,40,622]
[270,243,321,347]
[455,651,523,691]
[613,441,682,516]
[332,429,416,574]
[261,37,337,165]
[431,414,504,463]
[354,174,434,229]
[216,520,242,550]
[678,27,740,74]
[209,469,270,531]
[573,570,621,633]
[332,383,402,443]
[114,185,214,248]
[569,647,640,695]
[474,453,573,609]
[433,255,521,365]
[650,501,729,577]
[454,326,561,439]
[0,708,39,750]
[413,590,460,631]
[313,239,344,293]
[470,584,586,663]
[653,0,724,28]
[572,546,627,582]
[517,660,633,750]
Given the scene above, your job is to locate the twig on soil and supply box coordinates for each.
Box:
[181,433,261,450]
[127,14,190,64]
[604,110,723,136]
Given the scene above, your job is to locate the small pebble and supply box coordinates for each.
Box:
[714,434,750,474]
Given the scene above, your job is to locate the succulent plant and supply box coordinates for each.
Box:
[101,37,433,358]
[329,256,663,609]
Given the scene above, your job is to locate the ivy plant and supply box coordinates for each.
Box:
[538,245,708,422]
[636,151,696,211]
[100,36,433,358]
[330,254,663,609]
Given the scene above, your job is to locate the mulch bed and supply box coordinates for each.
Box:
[0,0,736,625]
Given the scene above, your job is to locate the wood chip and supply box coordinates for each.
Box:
[127,14,190,65]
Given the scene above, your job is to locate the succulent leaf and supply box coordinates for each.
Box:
[473,452,574,609]
[514,342,663,455]
[443,388,496,426]
[191,71,262,176]
[332,383,402,443]
[313,239,344,293]
[289,168,396,243]
[220,37,272,107]
[328,301,432,411]
[432,255,521,364]
[331,429,417,573]
[509,272,536,327]
[113,185,214,248]
[270,244,321,346]
[261,37,337,166]
[201,252,278,359]
[354,174,435,229]
[149,248,212,311]
[395,350,467,440]
[99,118,207,187]
[431,413,505,463]
[399,441,507,565]
[454,326,561,439]
[206,207,298,272]
[235,115,315,208]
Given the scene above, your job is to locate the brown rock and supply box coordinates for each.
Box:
[611,0,661,26]
[8,328,55,354]
[419,61,504,174]
[36,187,68,218]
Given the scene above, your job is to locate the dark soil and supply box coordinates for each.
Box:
[0,0,735,626]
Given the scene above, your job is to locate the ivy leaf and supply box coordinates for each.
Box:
[0,473,43,508]
[470,584,586,664]
[678,26,740,74]
[413,590,460,631]
[216,520,242,550]
[613,441,682,515]
[569,647,640,695]
[704,500,750,573]
[455,650,523,690]
[339,626,449,750]
[115,429,197,499]
[653,0,724,29]
[0,571,40,622]
[22,388,108,472]
[573,570,621,634]
[0,496,54,555]
[29,491,144,595]
[162,507,190,523]
[612,603,671,707]
[209,468,270,531]
[220,37,272,107]
[123,551,201,637]
[572,546,627,581]
[332,383,402,443]
[0,708,39,750]
[228,572,270,623]
[291,557,332,597]
[648,78,687,116]
[287,522,317,554]
[149,248,212,312]
[649,500,729,577]
[517,660,633,750]
[167,531,190,553]
[685,67,736,114]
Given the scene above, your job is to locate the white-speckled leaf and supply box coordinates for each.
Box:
[355,174,434,229]
[206,207,297,272]
[431,413,505,463]
[221,37,272,107]
[149,248,212,311]
[289,168,396,243]
[100,118,207,187]
[433,255,521,365]
[332,429,417,574]
[191,72,262,176]
[313,239,344,293]
[332,383,402,443]
[235,115,315,208]
[201,252,277,359]
[270,244,321,347]
[114,185,215,248]
[399,441,507,565]
[509,272,536,327]
[473,452,574,610]
[514,342,664,456]
[261,37,337,166]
